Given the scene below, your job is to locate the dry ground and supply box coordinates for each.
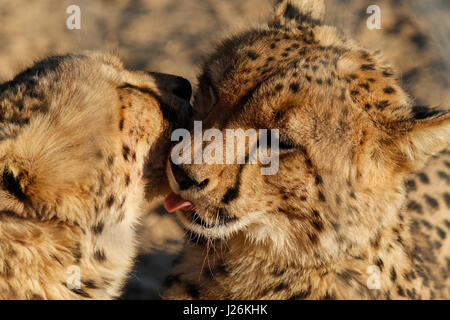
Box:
[0,0,448,299]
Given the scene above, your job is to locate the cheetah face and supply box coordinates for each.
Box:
[165,0,449,264]
[0,52,192,221]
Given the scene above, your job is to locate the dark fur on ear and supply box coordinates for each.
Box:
[411,106,448,120]
[2,167,27,201]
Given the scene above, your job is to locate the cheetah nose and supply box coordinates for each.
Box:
[170,161,198,190]
[170,161,209,191]
[172,76,192,101]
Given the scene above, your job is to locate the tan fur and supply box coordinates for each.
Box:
[0,52,191,299]
[162,0,449,299]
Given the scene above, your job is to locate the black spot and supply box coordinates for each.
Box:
[436,227,446,240]
[417,172,429,184]
[289,287,311,300]
[437,171,449,184]
[119,119,124,131]
[247,50,259,60]
[311,219,324,232]
[397,286,405,297]
[350,191,356,199]
[444,219,450,229]
[73,242,82,263]
[323,292,336,300]
[305,75,312,82]
[92,222,104,235]
[375,258,384,271]
[83,280,99,289]
[444,161,450,169]
[361,64,375,71]
[421,219,432,230]
[122,145,131,161]
[318,191,326,202]
[406,288,417,299]
[315,175,323,185]
[307,232,319,244]
[270,43,276,49]
[390,268,397,282]
[407,201,423,214]
[2,169,27,201]
[383,87,396,94]
[337,270,353,284]
[275,84,283,91]
[125,174,130,186]
[410,32,428,50]
[444,193,450,208]
[71,288,91,299]
[359,83,370,91]
[368,78,376,83]
[274,282,288,292]
[289,83,300,93]
[94,249,106,262]
[316,79,323,85]
[106,195,115,208]
[350,90,360,96]
[424,194,439,209]
[375,100,390,110]
[364,103,372,110]
[382,70,393,77]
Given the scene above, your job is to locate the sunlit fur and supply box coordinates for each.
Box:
[163,0,449,299]
[0,52,190,299]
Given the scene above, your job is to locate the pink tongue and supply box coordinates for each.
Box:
[164,192,193,213]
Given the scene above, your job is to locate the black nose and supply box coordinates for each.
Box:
[171,161,197,190]
[172,77,192,101]
[170,161,209,191]
[148,72,192,101]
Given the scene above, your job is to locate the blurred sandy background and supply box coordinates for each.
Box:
[0,0,448,299]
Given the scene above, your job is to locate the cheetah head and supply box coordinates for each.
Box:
[165,0,449,267]
[0,52,192,224]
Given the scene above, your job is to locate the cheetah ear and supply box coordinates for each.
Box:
[271,0,325,28]
[391,107,450,170]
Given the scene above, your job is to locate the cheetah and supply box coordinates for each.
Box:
[162,0,449,299]
[0,51,192,299]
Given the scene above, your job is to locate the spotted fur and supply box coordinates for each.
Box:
[0,52,192,299]
[163,0,449,299]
